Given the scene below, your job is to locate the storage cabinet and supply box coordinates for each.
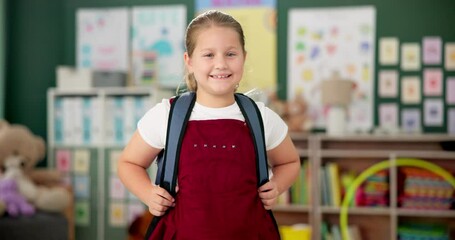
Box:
[273,134,455,240]
[47,87,163,240]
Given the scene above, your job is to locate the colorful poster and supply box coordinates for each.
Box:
[445,43,455,70]
[288,6,376,131]
[379,103,398,129]
[401,43,421,71]
[110,150,122,174]
[110,202,126,226]
[424,99,444,126]
[378,70,398,98]
[196,0,277,93]
[423,68,443,96]
[401,108,421,133]
[423,36,442,65]
[379,37,399,65]
[401,76,421,104]
[77,8,129,71]
[56,149,72,172]
[132,5,186,88]
[447,77,455,104]
[449,108,455,134]
[74,175,90,198]
[110,176,126,199]
[75,201,90,225]
[73,149,90,174]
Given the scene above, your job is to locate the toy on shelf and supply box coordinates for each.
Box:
[0,120,71,216]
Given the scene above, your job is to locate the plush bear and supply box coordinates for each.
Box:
[0,120,71,213]
[267,92,312,132]
[0,178,35,217]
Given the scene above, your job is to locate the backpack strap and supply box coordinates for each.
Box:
[155,91,196,196]
[234,93,269,187]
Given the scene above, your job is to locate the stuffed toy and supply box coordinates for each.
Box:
[0,178,35,217]
[267,92,312,132]
[0,120,71,214]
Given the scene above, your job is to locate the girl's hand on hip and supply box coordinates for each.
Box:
[258,181,279,210]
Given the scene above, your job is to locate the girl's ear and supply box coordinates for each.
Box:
[184,52,192,72]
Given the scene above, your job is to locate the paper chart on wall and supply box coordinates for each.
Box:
[447,78,455,104]
[77,8,129,71]
[401,108,421,133]
[196,0,277,93]
[131,5,186,88]
[288,6,376,131]
[401,76,421,104]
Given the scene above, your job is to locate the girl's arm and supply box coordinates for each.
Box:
[258,133,300,209]
[117,131,175,216]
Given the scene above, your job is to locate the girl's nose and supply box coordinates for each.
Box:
[215,56,227,70]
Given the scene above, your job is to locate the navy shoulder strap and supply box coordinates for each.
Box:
[155,91,196,196]
[234,93,269,187]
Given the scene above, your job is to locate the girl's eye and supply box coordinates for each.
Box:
[227,52,237,57]
[204,53,214,58]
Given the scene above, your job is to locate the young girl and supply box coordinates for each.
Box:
[118,10,300,239]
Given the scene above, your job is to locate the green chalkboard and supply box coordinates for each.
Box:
[277,0,455,133]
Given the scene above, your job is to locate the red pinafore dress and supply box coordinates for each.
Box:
[148,119,280,240]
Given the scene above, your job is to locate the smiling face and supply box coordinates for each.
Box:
[184,26,246,106]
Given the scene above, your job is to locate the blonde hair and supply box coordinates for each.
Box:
[183,10,246,92]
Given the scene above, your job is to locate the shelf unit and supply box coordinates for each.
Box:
[47,87,163,240]
[47,88,455,240]
[273,133,455,240]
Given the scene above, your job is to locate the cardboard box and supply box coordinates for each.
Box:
[56,66,92,90]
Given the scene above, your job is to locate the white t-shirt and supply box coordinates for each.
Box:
[137,98,288,151]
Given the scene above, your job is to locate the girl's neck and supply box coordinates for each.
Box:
[195,92,236,108]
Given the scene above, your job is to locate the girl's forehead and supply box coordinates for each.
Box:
[195,26,240,42]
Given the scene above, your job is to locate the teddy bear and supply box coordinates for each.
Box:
[0,120,71,215]
[267,92,312,132]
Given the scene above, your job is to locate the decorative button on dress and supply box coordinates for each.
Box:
[148,119,280,240]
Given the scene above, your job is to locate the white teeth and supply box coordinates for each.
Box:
[211,75,230,79]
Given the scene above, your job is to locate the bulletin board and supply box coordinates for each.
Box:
[277,0,455,133]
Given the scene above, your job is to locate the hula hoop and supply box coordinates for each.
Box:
[340,158,455,240]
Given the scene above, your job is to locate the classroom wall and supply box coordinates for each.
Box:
[0,0,5,119]
[5,0,455,152]
[5,0,63,139]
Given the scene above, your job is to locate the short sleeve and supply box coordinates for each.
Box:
[256,102,288,150]
[137,99,170,149]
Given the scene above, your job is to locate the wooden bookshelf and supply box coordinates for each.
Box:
[273,133,455,240]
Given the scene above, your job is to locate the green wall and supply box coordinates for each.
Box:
[0,0,5,119]
[6,0,63,137]
[5,0,455,149]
